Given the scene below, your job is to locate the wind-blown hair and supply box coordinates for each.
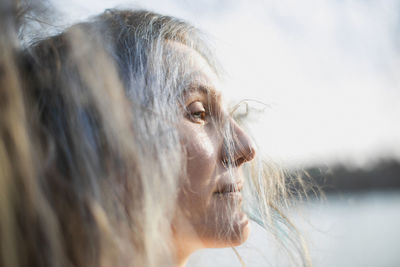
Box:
[0,1,311,267]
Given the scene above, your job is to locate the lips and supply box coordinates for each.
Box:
[214,181,243,194]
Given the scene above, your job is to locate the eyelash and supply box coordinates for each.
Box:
[186,101,208,124]
[191,110,206,122]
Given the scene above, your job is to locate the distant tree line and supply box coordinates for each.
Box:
[293,159,400,193]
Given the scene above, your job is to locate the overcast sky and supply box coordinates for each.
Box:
[50,0,400,167]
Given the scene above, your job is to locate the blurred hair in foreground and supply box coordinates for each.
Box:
[0,0,315,266]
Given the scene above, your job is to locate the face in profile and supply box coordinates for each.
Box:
[171,43,256,256]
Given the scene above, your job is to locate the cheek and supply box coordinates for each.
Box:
[177,124,221,228]
[176,123,249,247]
[184,128,219,193]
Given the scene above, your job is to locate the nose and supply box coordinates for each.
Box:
[221,120,256,168]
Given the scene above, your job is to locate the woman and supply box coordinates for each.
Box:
[0,3,310,267]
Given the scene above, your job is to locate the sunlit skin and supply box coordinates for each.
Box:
[170,43,256,266]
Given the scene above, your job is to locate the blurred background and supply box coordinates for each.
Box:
[41,0,400,266]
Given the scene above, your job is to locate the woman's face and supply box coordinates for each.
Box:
[171,43,256,254]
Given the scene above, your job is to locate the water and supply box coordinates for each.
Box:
[187,191,400,267]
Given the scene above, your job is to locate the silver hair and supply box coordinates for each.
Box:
[0,4,311,267]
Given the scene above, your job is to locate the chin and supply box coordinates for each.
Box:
[202,212,251,248]
[229,213,251,247]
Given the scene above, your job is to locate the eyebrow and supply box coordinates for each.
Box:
[184,68,219,92]
[186,83,220,100]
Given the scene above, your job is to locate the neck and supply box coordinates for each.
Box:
[173,235,204,267]
[175,243,195,267]
[177,259,188,267]
[171,209,203,266]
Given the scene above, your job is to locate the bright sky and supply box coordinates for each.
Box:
[51,0,400,167]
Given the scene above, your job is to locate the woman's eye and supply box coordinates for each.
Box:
[186,101,207,124]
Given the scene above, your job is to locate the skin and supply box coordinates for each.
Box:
[170,43,256,266]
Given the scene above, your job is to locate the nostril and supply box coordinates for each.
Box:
[220,120,257,168]
[222,144,256,168]
[236,144,256,167]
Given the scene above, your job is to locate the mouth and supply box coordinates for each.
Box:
[214,181,243,195]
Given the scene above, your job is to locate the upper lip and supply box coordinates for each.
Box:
[214,181,243,194]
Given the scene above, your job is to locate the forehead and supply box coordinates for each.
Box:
[166,41,220,96]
